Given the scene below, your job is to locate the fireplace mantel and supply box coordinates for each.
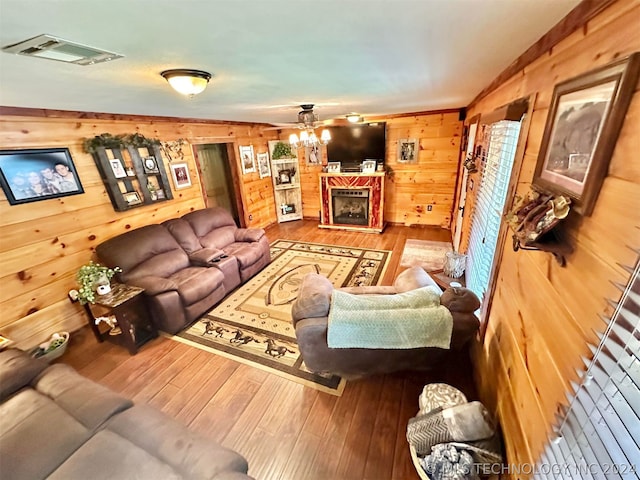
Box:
[318,172,385,233]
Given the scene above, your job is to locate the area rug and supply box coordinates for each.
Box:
[399,239,453,272]
[170,240,392,396]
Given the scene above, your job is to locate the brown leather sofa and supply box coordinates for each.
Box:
[291,267,480,378]
[96,207,270,334]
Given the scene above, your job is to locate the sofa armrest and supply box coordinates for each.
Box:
[291,273,334,324]
[394,266,443,294]
[441,287,480,349]
[234,228,265,243]
[189,248,225,266]
[440,287,480,313]
[0,349,48,402]
[127,276,178,295]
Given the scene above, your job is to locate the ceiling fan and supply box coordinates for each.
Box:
[264,104,331,130]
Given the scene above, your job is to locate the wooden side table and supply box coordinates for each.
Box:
[431,270,466,290]
[83,283,157,354]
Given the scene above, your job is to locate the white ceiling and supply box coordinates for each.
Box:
[0,0,580,125]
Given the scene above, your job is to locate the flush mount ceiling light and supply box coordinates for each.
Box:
[346,113,361,123]
[160,69,212,97]
[2,34,123,65]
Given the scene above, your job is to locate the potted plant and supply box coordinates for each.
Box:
[271,141,295,160]
[147,182,158,200]
[76,261,122,304]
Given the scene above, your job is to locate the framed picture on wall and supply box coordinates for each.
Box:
[142,156,159,174]
[306,144,321,165]
[397,139,418,163]
[123,191,142,206]
[109,159,127,178]
[0,147,84,205]
[239,145,256,174]
[170,162,192,189]
[256,152,271,179]
[533,53,640,216]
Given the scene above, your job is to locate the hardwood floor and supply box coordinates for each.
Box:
[60,221,476,480]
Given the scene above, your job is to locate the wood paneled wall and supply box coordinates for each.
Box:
[0,112,279,349]
[280,110,463,228]
[0,108,461,349]
[463,0,640,468]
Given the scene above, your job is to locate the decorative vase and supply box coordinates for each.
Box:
[443,252,467,279]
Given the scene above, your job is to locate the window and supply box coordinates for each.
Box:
[466,120,521,307]
[536,261,639,478]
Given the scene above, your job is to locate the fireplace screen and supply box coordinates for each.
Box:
[332,189,369,225]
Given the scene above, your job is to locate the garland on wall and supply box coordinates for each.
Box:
[83,133,161,154]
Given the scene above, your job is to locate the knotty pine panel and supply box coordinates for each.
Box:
[0,113,278,348]
[464,0,640,470]
[281,110,463,227]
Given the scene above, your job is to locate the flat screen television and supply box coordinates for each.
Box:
[326,123,386,171]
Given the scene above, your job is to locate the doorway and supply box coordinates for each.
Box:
[194,143,239,224]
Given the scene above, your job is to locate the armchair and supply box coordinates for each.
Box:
[291,267,480,378]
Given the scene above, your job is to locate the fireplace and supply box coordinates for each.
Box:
[332,189,369,225]
[319,172,385,233]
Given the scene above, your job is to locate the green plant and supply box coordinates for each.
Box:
[83,133,161,154]
[76,261,122,304]
[83,133,125,153]
[124,133,161,149]
[271,141,294,159]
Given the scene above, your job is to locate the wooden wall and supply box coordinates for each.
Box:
[0,111,279,349]
[462,0,640,468]
[281,110,463,228]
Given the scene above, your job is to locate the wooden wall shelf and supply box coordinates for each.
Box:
[91,145,173,211]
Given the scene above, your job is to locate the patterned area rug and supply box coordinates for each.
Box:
[171,240,391,396]
[399,239,453,272]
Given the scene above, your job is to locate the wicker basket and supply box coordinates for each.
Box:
[410,444,429,480]
[29,332,69,362]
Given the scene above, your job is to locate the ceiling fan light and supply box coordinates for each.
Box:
[309,132,318,145]
[289,133,299,148]
[346,113,361,123]
[299,130,309,143]
[320,129,331,143]
[161,69,212,96]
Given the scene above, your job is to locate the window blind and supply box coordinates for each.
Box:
[535,259,640,479]
[466,120,521,305]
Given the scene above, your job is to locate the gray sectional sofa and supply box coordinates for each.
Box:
[0,349,253,480]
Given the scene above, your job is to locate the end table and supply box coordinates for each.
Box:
[83,283,157,354]
[431,270,466,290]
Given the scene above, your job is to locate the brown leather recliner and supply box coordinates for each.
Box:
[95,208,271,334]
[178,207,271,283]
[96,224,227,334]
[291,267,480,378]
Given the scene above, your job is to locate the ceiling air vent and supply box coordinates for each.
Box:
[2,34,123,65]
